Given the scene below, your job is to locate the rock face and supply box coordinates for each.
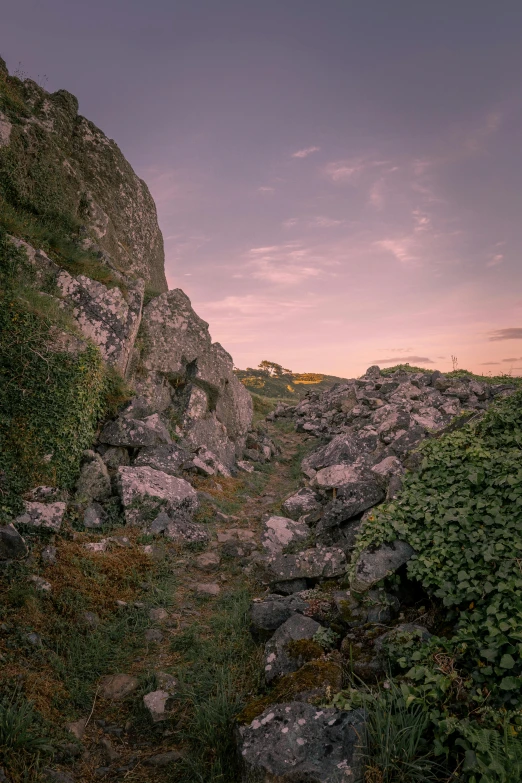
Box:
[117,466,198,525]
[1,77,166,292]
[351,540,416,592]
[130,289,253,466]
[239,703,365,783]
[264,614,323,683]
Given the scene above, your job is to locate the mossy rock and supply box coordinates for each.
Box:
[236,659,343,724]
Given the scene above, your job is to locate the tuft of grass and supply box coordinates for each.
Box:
[0,688,53,763]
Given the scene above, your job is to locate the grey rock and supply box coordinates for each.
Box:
[41,545,57,565]
[134,443,188,475]
[149,510,171,534]
[239,702,365,783]
[195,551,221,570]
[250,594,310,638]
[281,488,321,521]
[117,466,198,525]
[143,689,171,722]
[149,608,169,622]
[351,540,415,592]
[43,770,75,783]
[318,479,385,531]
[264,547,347,586]
[29,575,52,592]
[164,517,210,544]
[271,578,309,595]
[0,524,27,560]
[264,614,322,682]
[15,501,66,531]
[100,414,171,448]
[374,623,432,654]
[145,628,163,643]
[261,515,309,556]
[143,751,182,766]
[83,611,100,628]
[99,674,139,700]
[195,582,221,596]
[83,502,106,528]
[100,446,130,469]
[76,450,111,502]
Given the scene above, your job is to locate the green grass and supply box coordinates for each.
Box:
[170,589,263,782]
[236,368,351,401]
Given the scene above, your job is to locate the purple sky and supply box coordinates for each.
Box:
[3,1,522,376]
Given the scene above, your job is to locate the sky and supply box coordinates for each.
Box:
[3,0,522,377]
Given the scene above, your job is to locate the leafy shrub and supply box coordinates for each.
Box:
[353,390,522,778]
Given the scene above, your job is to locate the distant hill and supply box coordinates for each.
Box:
[234,366,351,401]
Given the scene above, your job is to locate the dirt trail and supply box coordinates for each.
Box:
[64,422,311,783]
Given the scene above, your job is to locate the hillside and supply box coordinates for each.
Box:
[235,365,351,401]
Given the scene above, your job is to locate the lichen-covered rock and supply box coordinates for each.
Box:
[264,614,322,683]
[0,524,27,560]
[351,540,415,592]
[261,515,309,556]
[281,488,322,521]
[100,414,171,448]
[131,289,252,465]
[117,466,198,525]
[263,546,347,586]
[239,702,365,783]
[15,501,67,531]
[250,593,312,638]
[133,443,188,475]
[1,75,166,292]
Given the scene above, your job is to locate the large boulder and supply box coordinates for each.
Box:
[133,443,188,475]
[117,466,198,525]
[132,289,252,465]
[239,702,365,783]
[351,540,415,592]
[14,502,67,531]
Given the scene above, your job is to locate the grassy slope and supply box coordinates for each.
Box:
[235,368,351,401]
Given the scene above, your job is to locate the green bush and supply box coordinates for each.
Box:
[353,390,522,778]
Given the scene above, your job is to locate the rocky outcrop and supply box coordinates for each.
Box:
[130,288,253,466]
[1,73,166,292]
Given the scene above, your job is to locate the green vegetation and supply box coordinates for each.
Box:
[380,362,522,386]
[171,590,262,782]
[0,229,130,521]
[350,390,522,780]
[235,360,350,401]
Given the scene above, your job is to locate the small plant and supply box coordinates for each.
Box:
[313,626,339,650]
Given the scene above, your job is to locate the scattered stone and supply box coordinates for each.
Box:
[29,575,51,592]
[250,593,311,638]
[236,460,254,473]
[117,466,198,525]
[143,750,182,767]
[156,671,177,693]
[134,443,188,475]
[99,674,139,701]
[261,515,309,556]
[41,545,57,565]
[99,736,119,762]
[15,502,66,531]
[43,770,75,783]
[0,524,27,560]
[145,628,163,643]
[195,551,221,570]
[165,517,210,544]
[239,702,365,783]
[26,632,42,646]
[264,613,323,683]
[83,502,106,528]
[66,717,87,740]
[149,607,169,622]
[195,582,221,596]
[149,510,171,534]
[84,540,108,553]
[143,689,171,722]
[351,540,416,592]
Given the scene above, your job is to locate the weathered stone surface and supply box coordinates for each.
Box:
[261,515,309,556]
[117,466,198,524]
[76,451,111,502]
[134,443,188,475]
[318,479,385,530]
[100,446,130,469]
[131,289,252,464]
[0,524,27,560]
[143,689,171,722]
[143,750,182,767]
[373,623,432,654]
[29,575,52,592]
[351,540,416,592]
[164,517,210,544]
[239,702,365,783]
[83,502,106,528]
[100,415,171,448]
[99,674,139,700]
[195,582,221,596]
[195,551,221,570]
[264,547,347,585]
[250,593,311,638]
[281,488,322,521]
[15,502,67,531]
[264,614,322,682]
[41,545,57,565]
